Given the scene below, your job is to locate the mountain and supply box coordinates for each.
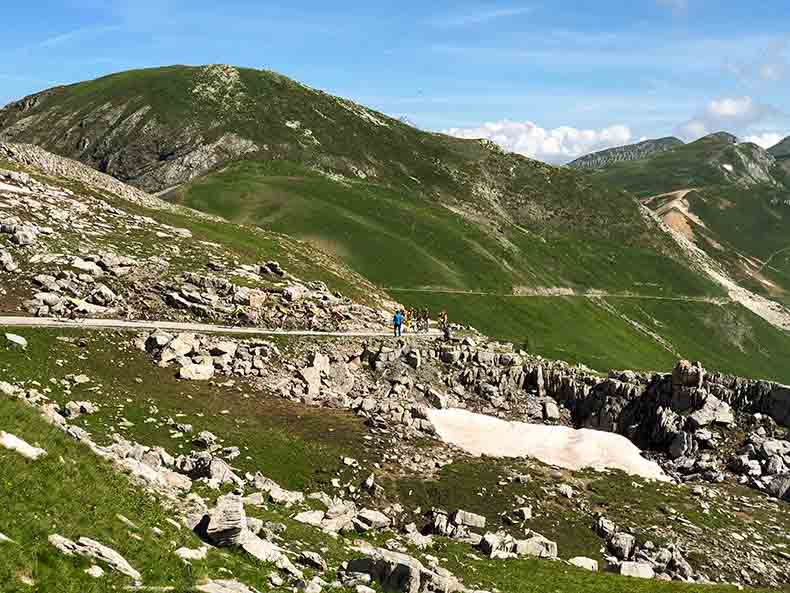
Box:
[769,135,790,174]
[568,136,684,170]
[4,66,790,379]
[2,143,790,593]
[3,73,790,593]
[589,132,790,302]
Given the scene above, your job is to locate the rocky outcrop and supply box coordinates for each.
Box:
[569,137,684,170]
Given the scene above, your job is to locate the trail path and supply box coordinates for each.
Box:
[757,244,790,273]
[0,316,441,338]
[386,287,726,304]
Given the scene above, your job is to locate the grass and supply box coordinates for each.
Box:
[391,291,790,381]
[0,329,372,492]
[589,135,757,198]
[2,327,789,592]
[590,133,790,296]
[388,457,790,592]
[172,160,721,298]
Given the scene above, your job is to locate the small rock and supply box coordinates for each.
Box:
[4,333,27,349]
[569,556,598,571]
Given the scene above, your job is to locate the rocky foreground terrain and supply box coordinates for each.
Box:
[1,144,789,593]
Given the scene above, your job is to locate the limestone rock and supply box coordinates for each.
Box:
[608,533,636,560]
[451,509,486,530]
[4,333,27,349]
[347,546,462,593]
[620,561,655,579]
[0,432,46,460]
[205,494,246,546]
[48,534,141,581]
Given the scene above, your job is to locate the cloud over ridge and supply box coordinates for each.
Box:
[442,119,632,163]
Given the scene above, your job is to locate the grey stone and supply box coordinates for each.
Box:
[620,561,655,579]
[452,509,486,529]
[4,333,27,349]
[569,557,598,571]
[48,534,141,581]
[608,533,636,560]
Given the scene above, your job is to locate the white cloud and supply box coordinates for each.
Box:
[678,95,777,140]
[427,6,533,27]
[442,120,632,164]
[743,133,787,149]
[708,96,757,118]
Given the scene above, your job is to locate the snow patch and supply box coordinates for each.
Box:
[722,164,734,173]
[426,408,669,482]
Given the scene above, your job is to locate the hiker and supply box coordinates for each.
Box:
[421,308,430,332]
[439,310,451,340]
[403,308,411,335]
[393,309,404,337]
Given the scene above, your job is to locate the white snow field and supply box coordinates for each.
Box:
[426,408,669,482]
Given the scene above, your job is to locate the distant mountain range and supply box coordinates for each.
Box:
[568,137,685,170]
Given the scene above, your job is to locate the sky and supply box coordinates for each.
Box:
[1,0,789,163]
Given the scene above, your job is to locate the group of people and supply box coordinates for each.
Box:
[392,307,449,337]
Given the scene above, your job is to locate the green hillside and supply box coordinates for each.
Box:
[170,160,717,297]
[588,133,790,296]
[7,66,790,378]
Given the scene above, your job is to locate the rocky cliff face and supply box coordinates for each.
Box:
[568,137,684,170]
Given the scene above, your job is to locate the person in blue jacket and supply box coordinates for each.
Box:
[393,310,404,337]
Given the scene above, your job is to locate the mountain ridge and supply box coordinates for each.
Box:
[568,136,685,170]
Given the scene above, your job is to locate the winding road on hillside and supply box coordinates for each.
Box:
[0,316,441,338]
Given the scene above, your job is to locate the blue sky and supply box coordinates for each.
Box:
[1,0,789,162]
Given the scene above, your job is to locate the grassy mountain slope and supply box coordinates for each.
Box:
[589,133,790,297]
[170,159,717,297]
[2,328,788,592]
[0,65,708,290]
[770,135,790,174]
[7,66,790,377]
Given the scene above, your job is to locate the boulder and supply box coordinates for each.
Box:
[767,475,790,501]
[197,580,261,593]
[620,561,655,579]
[596,517,616,540]
[294,510,326,528]
[299,551,328,572]
[180,362,215,381]
[347,546,462,593]
[4,333,27,349]
[608,533,636,560]
[514,534,558,559]
[669,431,696,460]
[569,557,598,571]
[451,509,486,530]
[688,395,734,429]
[204,494,247,546]
[355,509,391,532]
[175,545,210,561]
[543,400,561,421]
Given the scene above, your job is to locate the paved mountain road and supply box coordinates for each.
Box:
[0,316,441,338]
